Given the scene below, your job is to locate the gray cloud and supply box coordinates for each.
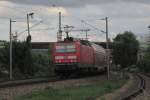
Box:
[123,0,150,4]
[0,0,150,42]
[4,0,150,8]
[3,0,112,7]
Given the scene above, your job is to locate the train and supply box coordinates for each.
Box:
[52,37,107,76]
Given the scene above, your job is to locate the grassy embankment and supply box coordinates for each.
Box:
[14,74,129,100]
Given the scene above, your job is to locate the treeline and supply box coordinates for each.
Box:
[112,31,150,73]
[137,41,150,73]
[0,36,53,80]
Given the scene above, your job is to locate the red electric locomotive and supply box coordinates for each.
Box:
[52,37,106,76]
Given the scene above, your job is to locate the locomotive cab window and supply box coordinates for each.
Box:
[55,43,76,53]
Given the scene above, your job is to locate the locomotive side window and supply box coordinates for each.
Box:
[56,43,76,53]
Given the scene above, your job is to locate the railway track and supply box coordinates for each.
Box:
[0,73,146,100]
[0,77,60,100]
[0,77,58,88]
[120,74,146,100]
[0,72,103,88]
[131,73,150,100]
[0,70,105,88]
[0,73,106,100]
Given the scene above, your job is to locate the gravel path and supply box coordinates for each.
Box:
[0,75,106,100]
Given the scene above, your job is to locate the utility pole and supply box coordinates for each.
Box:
[105,17,110,80]
[57,12,62,41]
[9,19,16,80]
[27,13,34,36]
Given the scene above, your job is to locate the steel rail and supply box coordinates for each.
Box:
[120,74,146,100]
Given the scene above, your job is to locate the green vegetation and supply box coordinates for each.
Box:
[0,36,35,79]
[0,40,6,48]
[138,55,150,73]
[112,31,139,68]
[32,52,54,77]
[0,36,53,79]
[14,75,129,100]
[137,28,150,73]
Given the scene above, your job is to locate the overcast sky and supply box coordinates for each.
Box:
[0,0,149,42]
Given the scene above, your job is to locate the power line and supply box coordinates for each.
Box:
[0,5,49,23]
[17,20,56,37]
[80,20,104,33]
[30,27,55,31]
[0,4,55,25]
[17,20,43,37]
[63,15,105,34]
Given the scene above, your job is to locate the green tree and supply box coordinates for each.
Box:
[137,26,150,73]
[23,35,34,77]
[0,35,34,79]
[0,42,9,77]
[112,31,139,68]
[32,52,53,77]
[138,55,150,73]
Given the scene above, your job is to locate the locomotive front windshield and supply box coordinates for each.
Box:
[56,43,76,53]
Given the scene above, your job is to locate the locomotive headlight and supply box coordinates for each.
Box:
[68,56,77,59]
[55,56,64,59]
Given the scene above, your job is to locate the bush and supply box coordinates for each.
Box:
[138,55,150,73]
[32,52,54,77]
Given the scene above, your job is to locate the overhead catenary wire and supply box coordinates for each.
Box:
[0,4,106,41]
[0,4,52,24]
[62,15,105,34]
[59,15,104,41]
[29,27,56,31]
[17,20,44,36]
[17,20,56,37]
[0,3,59,41]
[80,20,105,34]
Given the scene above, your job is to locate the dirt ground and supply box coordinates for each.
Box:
[0,75,107,100]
